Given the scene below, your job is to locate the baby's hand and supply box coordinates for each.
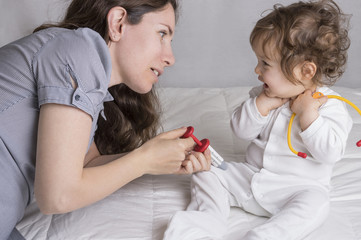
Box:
[291,90,328,130]
[256,91,289,116]
[176,149,211,174]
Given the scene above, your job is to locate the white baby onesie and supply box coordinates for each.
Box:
[164,86,352,240]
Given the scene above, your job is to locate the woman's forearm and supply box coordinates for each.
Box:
[38,148,145,215]
[85,151,128,167]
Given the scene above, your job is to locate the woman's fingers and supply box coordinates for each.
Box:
[158,127,188,140]
[157,127,196,153]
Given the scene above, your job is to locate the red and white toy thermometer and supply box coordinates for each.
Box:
[182,126,227,170]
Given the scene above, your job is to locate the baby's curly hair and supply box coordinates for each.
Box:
[250,0,351,86]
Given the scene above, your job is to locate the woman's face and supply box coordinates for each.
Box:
[110,3,176,94]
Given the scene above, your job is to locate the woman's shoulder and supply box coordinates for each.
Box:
[47,27,105,47]
[1,27,110,67]
[33,27,112,118]
[35,27,109,58]
[33,27,111,81]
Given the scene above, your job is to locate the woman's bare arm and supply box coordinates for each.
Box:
[34,104,199,215]
[35,104,145,214]
[83,141,128,168]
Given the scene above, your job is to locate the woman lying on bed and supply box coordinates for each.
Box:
[0,0,211,239]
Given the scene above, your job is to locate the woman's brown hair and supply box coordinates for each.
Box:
[34,0,179,154]
[250,0,350,86]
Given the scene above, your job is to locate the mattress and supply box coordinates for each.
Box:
[17,86,361,240]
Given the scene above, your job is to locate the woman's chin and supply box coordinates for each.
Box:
[128,84,153,94]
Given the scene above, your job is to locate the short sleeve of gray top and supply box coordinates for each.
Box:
[0,27,114,205]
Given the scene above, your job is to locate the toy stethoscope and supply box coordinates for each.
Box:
[287,92,361,158]
[181,126,227,170]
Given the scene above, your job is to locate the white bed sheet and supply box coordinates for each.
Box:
[17,86,361,240]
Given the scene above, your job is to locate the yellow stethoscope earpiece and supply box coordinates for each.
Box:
[287,92,361,158]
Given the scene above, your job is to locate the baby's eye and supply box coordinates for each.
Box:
[262,60,270,66]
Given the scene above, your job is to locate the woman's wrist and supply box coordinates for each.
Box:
[125,147,149,176]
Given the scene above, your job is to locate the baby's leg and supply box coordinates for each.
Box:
[164,162,260,240]
[164,168,230,240]
[244,189,330,240]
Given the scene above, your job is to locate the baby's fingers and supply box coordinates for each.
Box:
[175,160,193,174]
[189,151,211,172]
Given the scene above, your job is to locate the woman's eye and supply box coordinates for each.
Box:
[159,31,167,39]
[262,60,270,66]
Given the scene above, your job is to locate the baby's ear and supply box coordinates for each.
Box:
[301,61,317,80]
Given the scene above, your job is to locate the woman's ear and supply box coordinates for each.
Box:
[107,6,127,42]
[301,61,317,80]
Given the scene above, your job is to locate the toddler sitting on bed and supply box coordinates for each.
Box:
[164,0,352,239]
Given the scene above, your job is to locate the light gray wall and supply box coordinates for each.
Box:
[1,0,360,88]
[0,0,69,45]
[160,0,361,88]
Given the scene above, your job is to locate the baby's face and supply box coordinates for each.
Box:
[252,42,307,99]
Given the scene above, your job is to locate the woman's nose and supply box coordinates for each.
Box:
[163,46,175,67]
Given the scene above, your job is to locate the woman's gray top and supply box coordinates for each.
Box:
[0,27,113,209]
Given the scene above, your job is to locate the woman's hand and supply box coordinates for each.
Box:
[256,91,289,116]
[290,89,328,131]
[136,127,198,175]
